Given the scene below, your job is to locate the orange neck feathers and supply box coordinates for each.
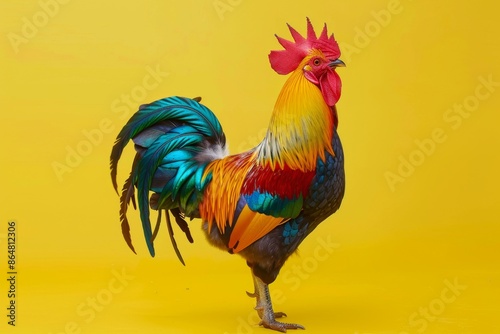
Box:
[256,59,334,172]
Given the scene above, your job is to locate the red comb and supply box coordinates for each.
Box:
[269,18,341,75]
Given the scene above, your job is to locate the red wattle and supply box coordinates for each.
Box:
[320,70,341,106]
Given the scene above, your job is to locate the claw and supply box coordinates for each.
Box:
[259,319,305,332]
[256,307,287,319]
[246,291,258,298]
[250,273,305,332]
[274,312,287,318]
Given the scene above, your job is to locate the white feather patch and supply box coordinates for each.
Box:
[195,142,229,162]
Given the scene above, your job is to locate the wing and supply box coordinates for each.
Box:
[228,203,287,253]
[200,155,316,253]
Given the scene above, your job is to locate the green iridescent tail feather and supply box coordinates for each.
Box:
[110,96,226,258]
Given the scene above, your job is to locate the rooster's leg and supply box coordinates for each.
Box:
[248,274,305,332]
[247,274,286,318]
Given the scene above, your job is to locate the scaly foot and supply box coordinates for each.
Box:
[247,290,287,319]
[249,274,305,332]
[259,317,305,333]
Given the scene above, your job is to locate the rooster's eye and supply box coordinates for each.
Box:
[313,58,321,66]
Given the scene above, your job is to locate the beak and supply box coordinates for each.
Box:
[329,59,346,68]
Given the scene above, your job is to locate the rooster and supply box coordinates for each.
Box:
[110,18,345,332]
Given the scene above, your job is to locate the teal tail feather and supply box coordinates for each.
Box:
[110,96,226,258]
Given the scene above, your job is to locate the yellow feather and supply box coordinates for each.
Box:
[256,54,333,171]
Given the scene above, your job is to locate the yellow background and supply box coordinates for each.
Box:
[1,0,499,333]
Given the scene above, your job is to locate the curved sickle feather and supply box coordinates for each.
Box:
[119,154,140,254]
[165,210,186,266]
